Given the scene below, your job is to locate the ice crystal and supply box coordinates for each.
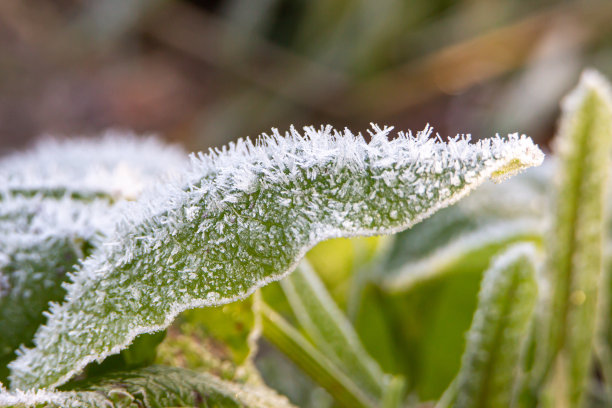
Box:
[8,124,543,390]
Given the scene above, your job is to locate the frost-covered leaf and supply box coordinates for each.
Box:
[454,243,538,408]
[280,260,395,401]
[9,124,543,390]
[0,365,295,407]
[0,132,187,201]
[531,70,612,406]
[0,196,112,382]
[0,134,187,384]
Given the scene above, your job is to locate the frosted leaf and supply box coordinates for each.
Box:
[0,365,295,407]
[454,243,538,408]
[9,124,543,390]
[381,161,551,292]
[0,133,187,383]
[0,195,113,381]
[0,131,187,201]
[0,388,108,408]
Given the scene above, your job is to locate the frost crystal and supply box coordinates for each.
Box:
[8,124,543,390]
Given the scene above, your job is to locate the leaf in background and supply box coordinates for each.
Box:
[0,365,296,407]
[531,70,612,407]
[8,124,543,390]
[0,132,187,201]
[255,340,334,408]
[454,243,538,408]
[84,331,167,379]
[0,134,187,385]
[280,260,395,401]
[182,295,258,366]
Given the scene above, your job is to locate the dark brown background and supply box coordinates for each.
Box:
[1,0,611,154]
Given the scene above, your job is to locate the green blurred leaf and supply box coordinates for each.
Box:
[454,244,538,408]
[85,331,166,379]
[305,236,382,309]
[156,297,259,383]
[530,70,612,407]
[182,296,257,366]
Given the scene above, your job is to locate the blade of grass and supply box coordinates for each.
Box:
[259,301,375,408]
[280,261,393,400]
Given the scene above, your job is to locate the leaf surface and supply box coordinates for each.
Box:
[9,125,543,390]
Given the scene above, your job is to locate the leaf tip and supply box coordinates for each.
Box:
[490,135,545,183]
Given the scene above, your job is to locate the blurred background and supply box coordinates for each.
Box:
[1,0,612,153]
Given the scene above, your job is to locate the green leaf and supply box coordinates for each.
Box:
[454,243,538,408]
[531,70,612,406]
[280,260,395,400]
[305,236,385,309]
[84,331,167,378]
[181,296,258,366]
[255,340,334,408]
[8,125,543,390]
[0,365,295,407]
